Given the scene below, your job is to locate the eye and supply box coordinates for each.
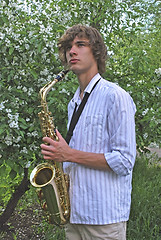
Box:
[66,45,72,51]
[77,42,86,47]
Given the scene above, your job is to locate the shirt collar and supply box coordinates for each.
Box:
[84,73,101,94]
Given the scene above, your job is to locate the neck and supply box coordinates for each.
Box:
[77,70,98,93]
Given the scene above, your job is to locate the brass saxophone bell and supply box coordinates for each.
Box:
[30,162,55,188]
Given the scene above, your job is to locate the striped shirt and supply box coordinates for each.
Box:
[63,73,136,225]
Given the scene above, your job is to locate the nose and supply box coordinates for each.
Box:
[69,44,77,56]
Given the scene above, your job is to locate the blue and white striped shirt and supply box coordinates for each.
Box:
[63,73,136,225]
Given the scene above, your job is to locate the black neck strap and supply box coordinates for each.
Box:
[65,78,100,144]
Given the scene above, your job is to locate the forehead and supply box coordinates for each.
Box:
[72,36,89,43]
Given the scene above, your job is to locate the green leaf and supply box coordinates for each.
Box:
[19,118,28,129]
[0,125,6,135]
[9,169,17,180]
[0,165,6,175]
[19,123,28,130]
[19,131,24,137]
[2,16,9,24]
[9,46,14,55]
[30,69,38,79]
[19,118,27,124]
[38,43,43,53]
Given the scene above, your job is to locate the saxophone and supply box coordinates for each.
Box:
[30,70,70,225]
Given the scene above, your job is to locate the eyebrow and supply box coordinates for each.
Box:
[75,40,90,45]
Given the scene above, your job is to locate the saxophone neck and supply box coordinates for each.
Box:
[39,69,69,102]
[39,78,58,103]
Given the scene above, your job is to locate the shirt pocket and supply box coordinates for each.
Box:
[84,114,104,146]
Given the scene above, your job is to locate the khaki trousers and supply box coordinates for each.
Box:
[65,221,127,240]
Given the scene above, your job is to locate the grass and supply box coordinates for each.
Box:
[127,154,161,240]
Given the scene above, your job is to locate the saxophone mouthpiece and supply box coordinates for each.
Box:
[56,69,69,82]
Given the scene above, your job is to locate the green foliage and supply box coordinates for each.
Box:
[0,0,76,170]
[0,161,23,209]
[37,221,65,240]
[105,27,161,148]
[127,155,161,239]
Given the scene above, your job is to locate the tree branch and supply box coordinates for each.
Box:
[0,168,30,229]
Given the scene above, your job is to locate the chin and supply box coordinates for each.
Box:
[70,66,80,74]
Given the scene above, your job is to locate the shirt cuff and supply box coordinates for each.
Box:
[104,151,134,176]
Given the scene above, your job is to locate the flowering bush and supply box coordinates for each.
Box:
[0,0,160,179]
[0,0,75,175]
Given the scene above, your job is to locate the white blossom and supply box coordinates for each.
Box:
[25,161,31,168]
[20,147,28,154]
[46,58,50,63]
[22,86,27,92]
[47,75,52,81]
[1,1,6,7]
[29,144,39,151]
[4,135,13,146]
[13,143,20,148]
[5,38,11,45]
[29,19,37,25]
[40,68,49,76]
[7,112,19,129]
[0,33,5,39]
[6,108,11,113]
[0,101,5,110]
[155,68,161,77]
[28,87,34,96]
[60,88,68,94]
[25,44,30,50]
[14,136,22,143]
[9,121,19,129]
[27,131,39,137]
[142,108,149,116]
[19,70,25,76]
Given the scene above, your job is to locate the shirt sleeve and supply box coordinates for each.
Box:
[104,88,136,176]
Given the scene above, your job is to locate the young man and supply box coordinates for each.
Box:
[41,25,136,240]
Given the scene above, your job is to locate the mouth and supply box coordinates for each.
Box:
[69,59,79,64]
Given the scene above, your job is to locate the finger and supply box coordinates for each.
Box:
[42,137,55,145]
[41,149,53,156]
[40,143,54,151]
[43,155,54,160]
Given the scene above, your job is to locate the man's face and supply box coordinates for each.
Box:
[65,36,98,75]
